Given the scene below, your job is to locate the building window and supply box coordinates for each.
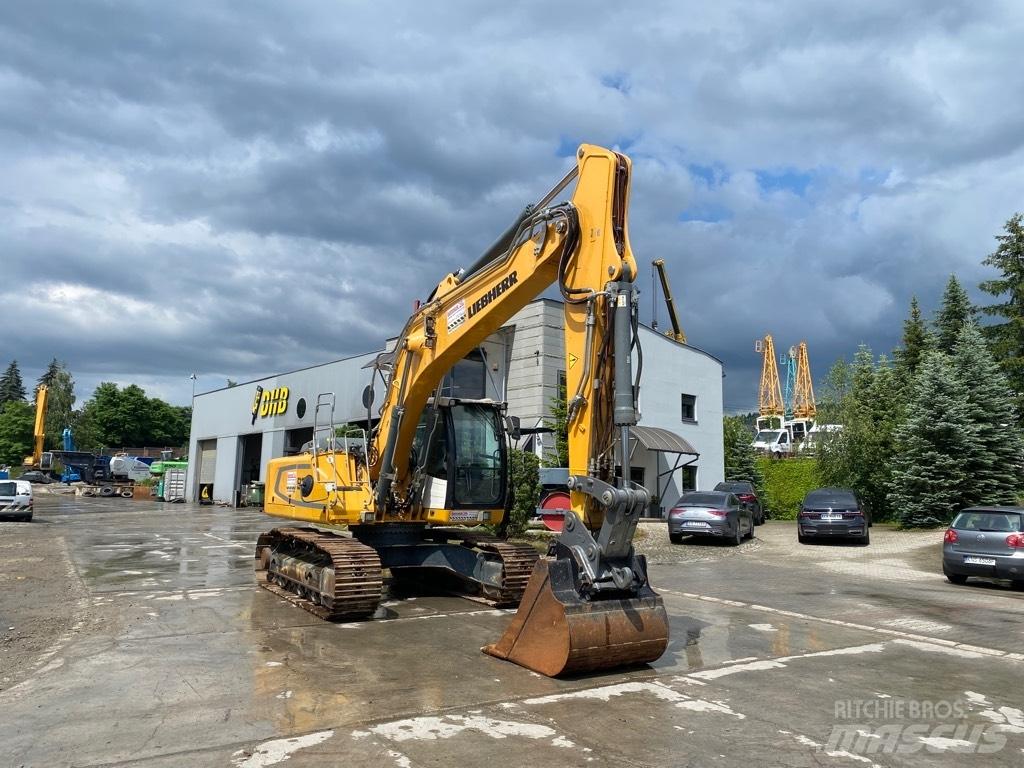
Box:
[442,349,487,398]
[680,393,697,422]
[681,465,697,491]
[614,466,646,488]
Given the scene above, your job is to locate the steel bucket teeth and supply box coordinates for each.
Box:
[482,557,669,677]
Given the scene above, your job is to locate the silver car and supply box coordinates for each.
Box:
[942,506,1024,589]
[668,490,754,546]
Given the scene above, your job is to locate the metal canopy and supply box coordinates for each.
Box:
[629,425,699,456]
[627,426,700,516]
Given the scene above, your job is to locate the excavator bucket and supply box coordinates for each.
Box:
[482,556,669,677]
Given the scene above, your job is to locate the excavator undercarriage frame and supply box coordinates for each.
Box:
[256,525,540,618]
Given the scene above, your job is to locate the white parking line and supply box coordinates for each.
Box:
[660,589,1022,663]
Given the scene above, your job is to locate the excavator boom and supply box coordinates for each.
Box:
[23,385,49,468]
[652,258,686,343]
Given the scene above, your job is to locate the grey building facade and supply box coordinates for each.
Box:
[186,299,724,514]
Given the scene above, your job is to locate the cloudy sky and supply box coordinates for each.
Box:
[2,1,1023,411]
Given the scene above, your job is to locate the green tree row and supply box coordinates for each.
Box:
[815,212,1024,527]
[0,359,191,466]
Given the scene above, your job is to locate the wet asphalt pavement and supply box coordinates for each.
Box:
[1,494,1023,767]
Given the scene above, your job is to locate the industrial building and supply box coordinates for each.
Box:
[186,298,725,515]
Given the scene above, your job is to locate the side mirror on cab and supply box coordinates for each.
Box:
[505,415,522,441]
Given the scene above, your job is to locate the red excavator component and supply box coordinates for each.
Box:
[538,490,571,532]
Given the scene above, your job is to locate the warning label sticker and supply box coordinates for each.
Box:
[568,353,579,369]
[447,299,467,334]
[286,471,297,491]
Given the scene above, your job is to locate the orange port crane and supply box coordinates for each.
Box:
[792,341,816,420]
[755,335,784,424]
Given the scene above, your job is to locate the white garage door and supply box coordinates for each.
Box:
[198,440,217,485]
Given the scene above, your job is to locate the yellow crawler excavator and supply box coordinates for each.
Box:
[257,143,669,677]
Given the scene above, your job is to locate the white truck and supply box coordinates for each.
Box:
[797,423,843,455]
[752,427,793,457]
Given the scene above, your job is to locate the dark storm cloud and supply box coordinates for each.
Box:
[1,0,1023,408]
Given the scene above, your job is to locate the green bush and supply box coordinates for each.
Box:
[505,449,541,537]
[757,457,819,520]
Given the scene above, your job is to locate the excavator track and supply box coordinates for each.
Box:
[421,528,540,606]
[255,527,383,620]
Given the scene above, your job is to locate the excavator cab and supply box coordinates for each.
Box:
[411,398,510,524]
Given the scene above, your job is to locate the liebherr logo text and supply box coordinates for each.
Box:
[468,272,518,317]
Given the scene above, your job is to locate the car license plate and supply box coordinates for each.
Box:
[964,556,996,566]
[683,521,710,528]
[821,513,843,521]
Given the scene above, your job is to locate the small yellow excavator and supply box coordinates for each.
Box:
[22,385,49,469]
[258,144,669,676]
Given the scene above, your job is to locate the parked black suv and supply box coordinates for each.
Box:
[714,480,765,525]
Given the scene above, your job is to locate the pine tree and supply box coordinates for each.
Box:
[860,355,903,515]
[950,322,1022,504]
[37,358,62,389]
[889,352,980,527]
[815,358,851,425]
[35,360,75,449]
[978,212,1024,403]
[723,416,765,498]
[0,360,26,405]
[814,348,906,520]
[934,275,973,352]
[895,296,931,377]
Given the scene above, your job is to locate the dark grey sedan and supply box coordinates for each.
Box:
[942,507,1024,589]
[668,491,754,546]
[797,487,870,545]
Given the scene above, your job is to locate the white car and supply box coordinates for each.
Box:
[0,479,33,522]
